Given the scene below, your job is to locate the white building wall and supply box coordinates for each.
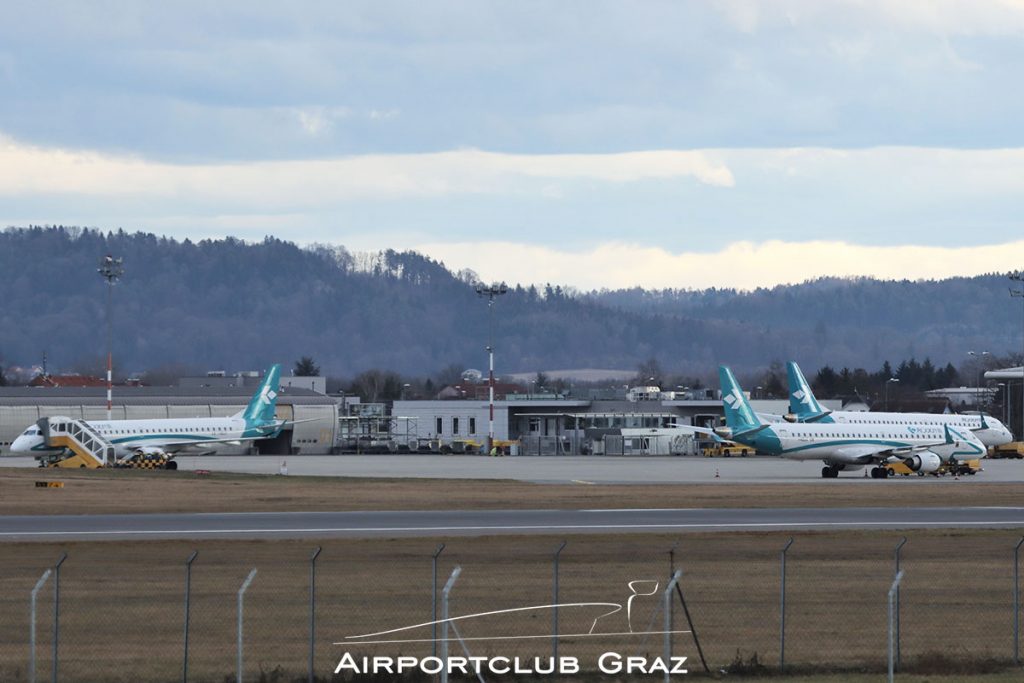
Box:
[394,401,509,442]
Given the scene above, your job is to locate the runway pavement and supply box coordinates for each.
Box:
[2,506,1024,541]
[5,454,1023,483]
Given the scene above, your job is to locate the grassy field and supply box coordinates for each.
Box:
[4,466,1024,515]
[2,529,1024,682]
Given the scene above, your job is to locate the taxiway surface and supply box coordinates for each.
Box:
[2,506,1024,541]
[5,454,1022,483]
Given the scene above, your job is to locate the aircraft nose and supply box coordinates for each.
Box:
[10,436,27,452]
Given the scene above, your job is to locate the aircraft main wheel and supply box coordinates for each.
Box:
[164,460,178,471]
[870,467,882,479]
[822,465,839,478]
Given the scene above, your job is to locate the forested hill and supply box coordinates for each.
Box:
[0,227,1017,378]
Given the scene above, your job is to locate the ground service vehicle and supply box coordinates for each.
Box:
[989,443,1024,459]
[703,442,754,457]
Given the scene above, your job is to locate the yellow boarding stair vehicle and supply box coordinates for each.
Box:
[36,417,114,469]
[34,417,170,469]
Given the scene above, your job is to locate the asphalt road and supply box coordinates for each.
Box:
[2,506,1024,541]
[5,454,1023,483]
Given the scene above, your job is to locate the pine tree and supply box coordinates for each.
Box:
[294,356,320,376]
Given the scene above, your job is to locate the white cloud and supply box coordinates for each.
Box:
[414,239,1024,290]
[715,0,1024,36]
[0,135,734,207]
[294,106,352,136]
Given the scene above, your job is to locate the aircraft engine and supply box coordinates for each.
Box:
[906,452,942,473]
[783,413,798,423]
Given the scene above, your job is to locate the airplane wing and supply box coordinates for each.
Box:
[133,433,272,455]
[831,439,960,465]
[830,445,883,464]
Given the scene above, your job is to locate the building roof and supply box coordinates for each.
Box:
[0,385,336,406]
[437,382,528,400]
[985,367,1024,380]
[28,374,107,388]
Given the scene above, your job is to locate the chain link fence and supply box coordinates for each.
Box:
[2,531,1023,681]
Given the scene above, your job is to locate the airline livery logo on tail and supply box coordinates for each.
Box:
[723,388,745,408]
[792,389,812,406]
[260,386,278,405]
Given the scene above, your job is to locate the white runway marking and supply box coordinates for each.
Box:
[4,519,1024,538]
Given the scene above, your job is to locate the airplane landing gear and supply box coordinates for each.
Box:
[821,465,839,478]
[870,466,889,479]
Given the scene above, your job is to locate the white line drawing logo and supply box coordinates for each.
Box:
[337,579,688,646]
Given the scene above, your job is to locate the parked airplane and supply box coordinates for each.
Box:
[718,366,987,478]
[11,364,289,465]
[784,361,1013,447]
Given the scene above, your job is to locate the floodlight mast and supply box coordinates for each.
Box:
[98,255,124,421]
[1010,271,1024,440]
[475,282,508,455]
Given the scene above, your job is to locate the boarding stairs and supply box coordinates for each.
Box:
[37,416,115,468]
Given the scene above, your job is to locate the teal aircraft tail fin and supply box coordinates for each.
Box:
[237,364,282,426]
[718,366,763,433]
[786,361,829,419]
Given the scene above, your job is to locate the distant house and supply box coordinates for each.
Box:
[29,374,107,388]
[838,396,871,412]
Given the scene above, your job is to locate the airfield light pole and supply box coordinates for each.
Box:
[98,255,124,421]
[475,282,508,455]
[885,377,899,411]
[1010,272,1024,440]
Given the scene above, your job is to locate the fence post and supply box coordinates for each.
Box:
[553,541,567,661]
[237,569,257,683]
[780,537,794,672]
[440,566,462,683]
[30,568,52,683]
[51,552,67,683]
[182,551,198,683]
[889,570,905,683]
[1015,537,1024,664]
[309,546,322,683]
[431,543,446,658]
[667,544,678,635]
[663,570,683,683]
[894,536,907,671]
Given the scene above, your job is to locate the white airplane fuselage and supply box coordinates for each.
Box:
[818,411,1013,448]
[11,416,259,460]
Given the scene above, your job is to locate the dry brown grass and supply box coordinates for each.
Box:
[2,530,1024,682]
[4,466,1024,516]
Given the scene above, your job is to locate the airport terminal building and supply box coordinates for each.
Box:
[391,394,829,455]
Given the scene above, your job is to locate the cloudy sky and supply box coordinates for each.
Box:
[3,1,1024,289]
